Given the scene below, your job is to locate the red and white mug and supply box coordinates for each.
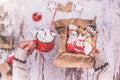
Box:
[33,29,55,52]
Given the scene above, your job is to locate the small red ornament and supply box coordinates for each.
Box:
[8,55,14,65]
[32,12,42,22]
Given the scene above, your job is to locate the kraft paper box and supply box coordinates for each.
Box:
[53,17,97,68]
[0,62,11,76]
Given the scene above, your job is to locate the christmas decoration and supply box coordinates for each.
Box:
[67,24,78,52]
[0,27,13,49]
[74,34,85,54]
[58,1,73,12]
[74,2,83,12]
[32,12,42,22]
[0,10,6,21]
[0,61,12,80]
[84,24,97,37]
[84,41,92,55]
[48,1,56,11]
[0,62,11,76]
[66,24,92,55]
[0,11,13,50]
[8,54,14,65]
[1,18,11,27]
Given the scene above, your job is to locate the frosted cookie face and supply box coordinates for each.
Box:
[84,25,97,37]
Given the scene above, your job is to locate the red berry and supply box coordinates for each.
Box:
[32,12,42,22]
[9,56,14,65]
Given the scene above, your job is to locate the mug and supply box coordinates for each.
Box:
[33,39,55,52]
[33,29,55,52]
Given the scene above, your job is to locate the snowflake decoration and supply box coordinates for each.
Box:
[2,18,12,27]
[74,2,84,12]
[48,1,56,11]
[0,11,5,21]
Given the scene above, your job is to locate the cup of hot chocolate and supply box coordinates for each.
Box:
[33,29,55,52]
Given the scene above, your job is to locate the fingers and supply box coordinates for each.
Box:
[19,41,36,51]
[90,49,100,57]
[19,41,30,49]
[24,41,35,51]
[18,41,36,56]
[96,49,100,53]
[90,52,98,57]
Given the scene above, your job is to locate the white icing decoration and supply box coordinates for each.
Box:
[69,24,78,30]
[74,2,83,12]
[84,41,92,55]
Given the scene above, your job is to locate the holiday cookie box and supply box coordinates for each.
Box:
[53,17,97,68]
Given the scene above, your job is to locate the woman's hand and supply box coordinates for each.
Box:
[18,41,35,55]
[90,49,100,57]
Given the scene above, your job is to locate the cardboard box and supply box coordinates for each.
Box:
[0,62,11,76]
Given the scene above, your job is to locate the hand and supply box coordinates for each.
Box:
[18,41,36,55]
[90,49,100,57]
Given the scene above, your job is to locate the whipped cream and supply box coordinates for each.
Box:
[37,29,55,43]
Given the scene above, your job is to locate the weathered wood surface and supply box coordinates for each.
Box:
[0,0,120,80]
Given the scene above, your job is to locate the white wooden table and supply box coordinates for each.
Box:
[0,0,120,80]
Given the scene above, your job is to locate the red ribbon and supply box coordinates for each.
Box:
[50,8,57,32]
[8,55,14,65]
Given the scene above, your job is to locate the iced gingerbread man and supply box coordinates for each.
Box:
[67,24,78,52]
[74,34,85,54]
